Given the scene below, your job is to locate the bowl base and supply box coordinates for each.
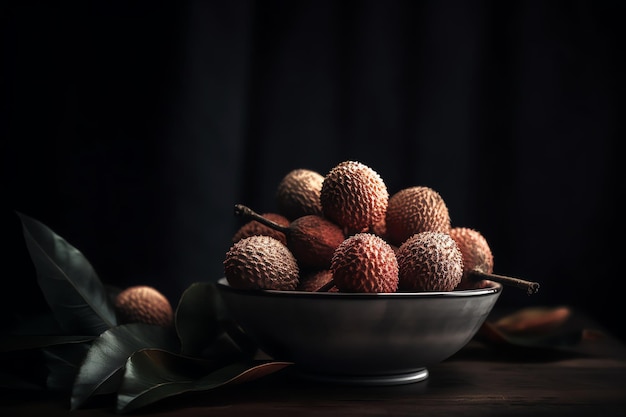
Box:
[296,368,429,386]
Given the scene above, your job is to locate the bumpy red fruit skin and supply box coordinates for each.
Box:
[385,186,451,247]
[275,168,324,221]
[232,212,290,245]
[297,269,334,292]
[224,235,299,291]
[287,215,345,269]
[396,232,463,292]
[449,227,494,289]
[114,286,174,327]
[330,233,399,293]
[320,161,389,234]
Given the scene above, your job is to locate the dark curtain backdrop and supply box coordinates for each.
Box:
[2,1,623,339]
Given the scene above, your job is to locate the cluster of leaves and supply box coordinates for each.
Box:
[0,213,290,413]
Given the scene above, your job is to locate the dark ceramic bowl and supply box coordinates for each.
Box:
[216,277,502,385]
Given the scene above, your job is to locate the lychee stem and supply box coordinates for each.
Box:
[234,204,290,234]
[469,270,540,295]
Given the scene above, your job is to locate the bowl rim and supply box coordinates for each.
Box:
[216,277,502,299]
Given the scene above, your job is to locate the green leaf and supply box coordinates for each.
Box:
[0,335,95,390]
[43,342,91,392]
[217,318,259,358]
[0,334,95,353]
[116,349,291,413]
[477,306,586,350]
[10,312,64,336]
[17,212,117,335]
[174,282,222,357]
[71,323,179,410]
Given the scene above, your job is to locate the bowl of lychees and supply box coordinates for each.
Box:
[217,160,535,385]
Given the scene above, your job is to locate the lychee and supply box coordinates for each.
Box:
[223,235,299,290]
[232,212,289,245]
[114,285,174,327]
[330,233,399,293]
[234,204,345,270]
[449,227,494,289]
[396,231,463,292]
[320,161,388,234]
[275,168,324,221]
[385,186,451,246]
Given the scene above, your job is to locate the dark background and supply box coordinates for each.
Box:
[1,1,623,339]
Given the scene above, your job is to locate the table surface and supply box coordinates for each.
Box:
[2,309,626,417]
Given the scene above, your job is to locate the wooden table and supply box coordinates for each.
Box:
[2,309,625,416]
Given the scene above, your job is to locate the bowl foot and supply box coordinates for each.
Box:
[296,368,429,386]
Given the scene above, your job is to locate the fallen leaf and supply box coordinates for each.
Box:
[494,306,571,335]
[116,349,291,413]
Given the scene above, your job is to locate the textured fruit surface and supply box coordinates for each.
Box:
[275,168,324,220]
[232,212,289,245]
[369,216,387,240]
[385,186,451,246]
[450,227,494,289]
[331,233,399,293]
[287,215,345,269]
[396,231,463,292]
[320,161,388,234]
[224,235,299,290]
[114,285,174,327]
[297,269,335,292]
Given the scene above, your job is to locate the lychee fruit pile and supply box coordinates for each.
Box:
[224,160,497,293]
